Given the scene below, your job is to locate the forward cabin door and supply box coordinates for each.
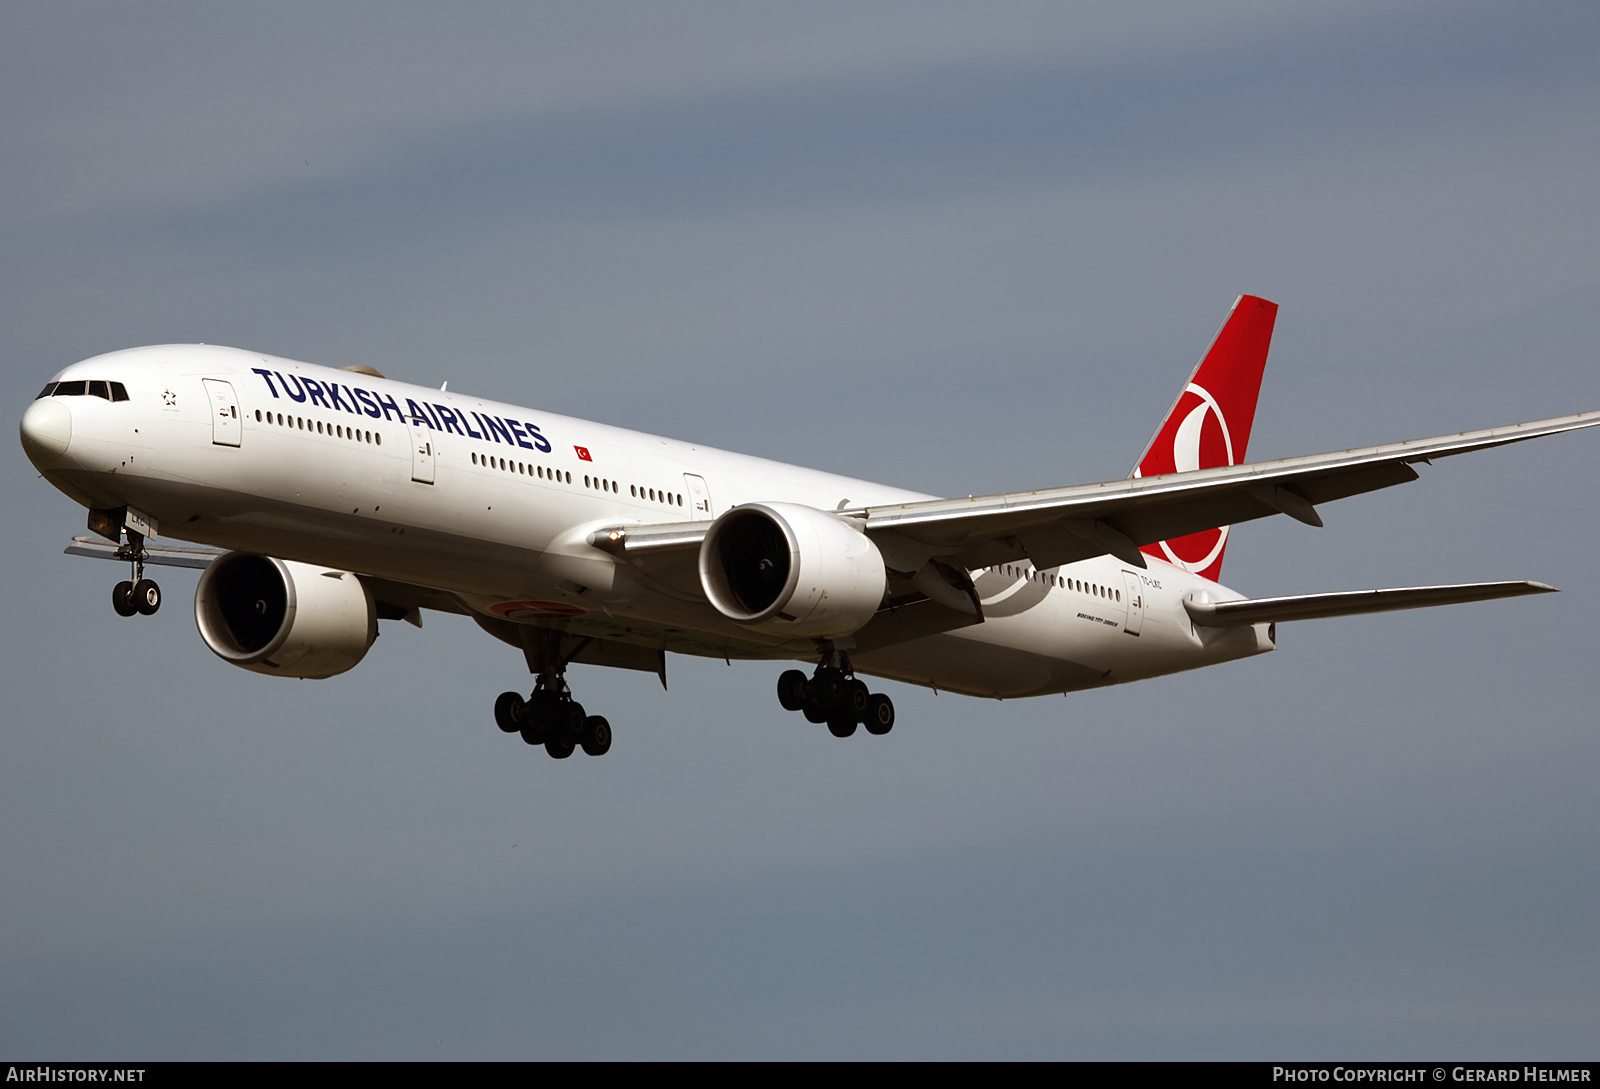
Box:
[409,418,436,484]
[684,473,713,516]
[1121,570,1145,636]
[201,379,240,447]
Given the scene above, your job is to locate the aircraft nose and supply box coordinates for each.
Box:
[20,397,72,468]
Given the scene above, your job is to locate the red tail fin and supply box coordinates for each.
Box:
[1131,294,1278,581]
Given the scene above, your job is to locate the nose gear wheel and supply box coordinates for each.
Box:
[109,530,161,618]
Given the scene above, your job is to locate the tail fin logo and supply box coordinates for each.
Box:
[1134,381,1235,576]
[1169,382,1234,473]
[1130,294,1278,583]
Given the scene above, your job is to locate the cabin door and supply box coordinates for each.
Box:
[684,473,713,516]
[201,379,240,447]
[409,417,436,484]
[1121,570,1145,636]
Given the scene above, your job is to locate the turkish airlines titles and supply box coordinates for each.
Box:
[249,367,554,455]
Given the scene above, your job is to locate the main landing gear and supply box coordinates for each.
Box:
[110,531,161,618]
[776,657,895,738]
[494,677,612,760]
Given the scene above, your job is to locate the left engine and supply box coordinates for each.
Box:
[194,552,377,678]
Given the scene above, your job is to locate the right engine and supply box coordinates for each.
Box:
[194,552,377,678]
[698,502,887,638]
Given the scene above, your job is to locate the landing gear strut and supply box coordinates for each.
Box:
[110,530,160,617]
[493,668,612,759]
[777,652,895,738]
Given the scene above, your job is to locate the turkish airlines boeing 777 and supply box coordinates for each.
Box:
[19,296,1600,758]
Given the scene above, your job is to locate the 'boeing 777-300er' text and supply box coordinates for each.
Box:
[20,296,1600,758]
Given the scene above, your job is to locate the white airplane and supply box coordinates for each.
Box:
[19,296,1600,759]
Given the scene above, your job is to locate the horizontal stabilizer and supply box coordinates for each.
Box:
[65,535,222,570]
[1184,580,1556,627]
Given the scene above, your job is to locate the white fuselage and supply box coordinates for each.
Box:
[24,344,1273,697]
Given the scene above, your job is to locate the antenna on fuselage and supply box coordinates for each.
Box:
[441,381,448,391]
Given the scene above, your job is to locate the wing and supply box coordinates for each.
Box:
[62,535,462,627]
[65,535,224,569]
[594,410,1600,578]
[851,410,1600,572]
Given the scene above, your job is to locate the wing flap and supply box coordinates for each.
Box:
[1184,580,1556,627]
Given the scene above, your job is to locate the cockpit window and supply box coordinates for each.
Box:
[36,380,129,401]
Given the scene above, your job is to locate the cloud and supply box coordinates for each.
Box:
[3,1,1447,225]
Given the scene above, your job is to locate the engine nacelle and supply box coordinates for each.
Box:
[698,502,886,638]
[194,552,377,678]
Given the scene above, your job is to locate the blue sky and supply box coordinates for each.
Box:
[3,1,1599,1058]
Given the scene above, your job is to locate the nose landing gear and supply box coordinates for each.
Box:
[110,531,160,617]
[777,655,895,738]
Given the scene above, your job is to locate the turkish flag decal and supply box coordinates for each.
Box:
[574,446,592,461]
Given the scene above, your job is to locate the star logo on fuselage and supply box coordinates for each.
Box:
[161,388,177,406]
